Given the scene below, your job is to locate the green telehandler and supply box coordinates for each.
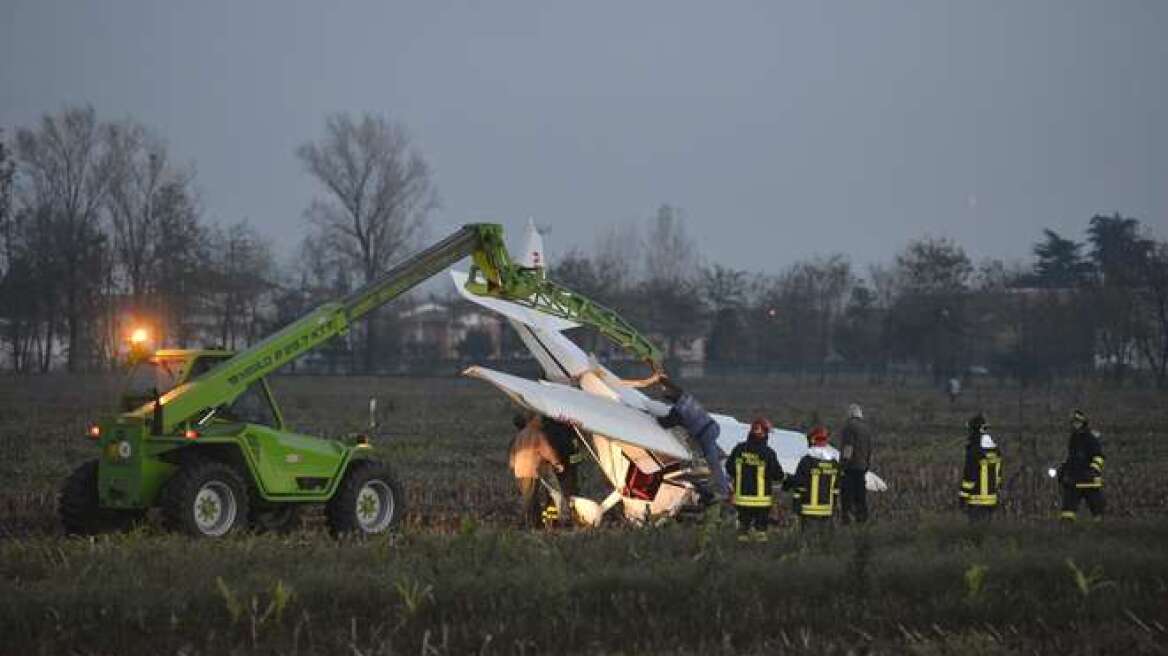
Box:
[60,223,663,538]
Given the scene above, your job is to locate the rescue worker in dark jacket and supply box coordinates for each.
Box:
[726,417,784,542]
[542,416,583,526]
[657,379,729,499]
[839,403,873,524]
[784,426,841,530]
[1058,409,1105,521]
[959,414,1002,523]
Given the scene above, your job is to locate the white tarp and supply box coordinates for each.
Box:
[463,366,691,460]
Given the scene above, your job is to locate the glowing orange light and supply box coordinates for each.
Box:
[88,425,101,439]
[184,429,199,440]
[130,328,149,345]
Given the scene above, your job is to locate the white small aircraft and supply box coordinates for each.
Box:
[457,220,887,526]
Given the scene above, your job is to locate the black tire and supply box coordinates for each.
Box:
[325,460,405,536]
[249,504,302,534]
[59,460,145,535]
[160,459,250,538]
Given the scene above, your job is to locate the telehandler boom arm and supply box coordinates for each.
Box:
[134,223,662,434]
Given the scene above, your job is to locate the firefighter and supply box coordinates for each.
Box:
[726,417,784,542]
[785,426,841,530]
[509,413,564,529]
[839,403,873,524]
[542,416,584,526]
[1058,409,1105,521]
[657,379,729,500]
[959,414,1002,523]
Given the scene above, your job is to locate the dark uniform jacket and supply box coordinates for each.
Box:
[725,439,783,508]
[1062,427,1104,489]
[960,433,1002,507]
[543,418,583,465]
[786,446,841,517]
[840,418,873,472]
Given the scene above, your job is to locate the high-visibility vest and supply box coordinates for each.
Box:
[734,452,773,507]
[796,461,839,517]
[1076,454,1104,489]
[960,451,1002,506]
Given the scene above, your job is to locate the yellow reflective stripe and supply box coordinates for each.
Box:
[757,460,766,500]
[735,459,744,499]
[967,495,997,506]
[801,505,832,516]
[810,469,820,508]
[1075,481,1102,489]
[959,491,971,498]
[961,481,975,490]
[979,460,989,497]
[735,496,773,508]
[1060,511,1077,520]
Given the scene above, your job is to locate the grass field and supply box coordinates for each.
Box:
[1,373,1166,654]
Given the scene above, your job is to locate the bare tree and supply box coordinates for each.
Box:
[297,113,438,371]
[15,106,114,370]
[207,221,274,349]
[1134,241,1168,388]
[643,204,697,286]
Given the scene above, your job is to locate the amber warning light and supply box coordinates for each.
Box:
[87,425,101,439]
[130,328,149,345]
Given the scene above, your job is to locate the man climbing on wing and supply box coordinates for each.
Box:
[1058,409,1105,521]
[509,413,564,528]
[726,417,784,542]
[785,426,841,531]
[656,378,729,501]
[959,414,1002,523]
[839,403,873,524]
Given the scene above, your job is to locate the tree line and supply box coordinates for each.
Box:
[551,207,1168,388]
[2,105,1165,387]
[0,107,433,374]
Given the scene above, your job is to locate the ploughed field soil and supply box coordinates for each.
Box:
[1,373,1166,654]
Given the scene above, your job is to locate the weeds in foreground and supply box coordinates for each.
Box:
[215,576,295,646]
[1065,558,1115,598]
[963,563,988,602]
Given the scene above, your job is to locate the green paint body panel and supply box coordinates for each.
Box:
[89,223,663,512]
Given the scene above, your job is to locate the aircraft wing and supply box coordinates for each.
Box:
[712,415,807,474]
[463,365,691,460]
[451,270,579,332]
[452,270,588,382]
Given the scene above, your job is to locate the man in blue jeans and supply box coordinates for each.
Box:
[657,379,729,501]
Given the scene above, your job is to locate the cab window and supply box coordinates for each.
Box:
[221,382,280,428]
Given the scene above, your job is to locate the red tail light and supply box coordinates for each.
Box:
[88,425,101,439]
[184,429,199,440]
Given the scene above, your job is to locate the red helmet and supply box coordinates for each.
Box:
[807,425,830,445]
[749,417,773,438]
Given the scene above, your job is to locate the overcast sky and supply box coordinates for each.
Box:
[2,1,1165,273]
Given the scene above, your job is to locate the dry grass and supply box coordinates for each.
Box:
[0,373,1166,654]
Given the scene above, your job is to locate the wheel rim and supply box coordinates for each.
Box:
[193,481,237,536]
[355,480,394,533]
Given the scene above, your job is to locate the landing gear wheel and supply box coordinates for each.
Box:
[59,459,145,535]
[249,504,302,534]
[161,459,249,538]
[326,460,405,536]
